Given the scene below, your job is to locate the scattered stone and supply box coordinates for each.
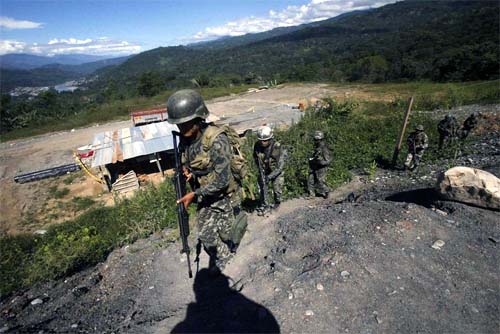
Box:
[148,286,154,290]
[434,209,448,216]
[436,166,500,210]
[388,290,398,296]
[288,293,294,300]
[71,324,78,329]
[34,230,47,235]
[31,298,43,306]
[471,306,480,313]
[431,240,446,250]
[305,310,314,316]
[316,283,324,291]
[0,326,9,333]
[72,286,89,297]
[340,271,350,278]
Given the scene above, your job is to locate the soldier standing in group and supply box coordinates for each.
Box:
[253,126,287,215]
[307,130,331,198]
[437,113,459,149]
[167,89,235,276]
[460,112,481,139]
[404,125,429,171]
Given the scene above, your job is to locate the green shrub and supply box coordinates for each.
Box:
[0,181,178,296]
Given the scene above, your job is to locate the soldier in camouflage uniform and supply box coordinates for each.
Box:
[437,113,459,149]
[307,130,331,198]
[167,89,234,275]
[459,112,480,140]
[404,125,429,171]
[253,126,287,214]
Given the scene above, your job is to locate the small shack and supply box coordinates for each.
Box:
[90,122,178,192]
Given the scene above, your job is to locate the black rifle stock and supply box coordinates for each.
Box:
[172,131,193,278]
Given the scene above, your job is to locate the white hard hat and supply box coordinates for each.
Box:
[257,126,273,140]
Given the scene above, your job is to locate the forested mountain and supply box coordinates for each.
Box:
[98,0,498,93]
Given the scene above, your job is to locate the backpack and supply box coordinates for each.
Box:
[201,124,248,186]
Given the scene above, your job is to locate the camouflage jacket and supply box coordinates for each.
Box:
[407,131,429,151]
[181,125,232,203]
[253,139,288,179]
[463,115,478,130]
[310,141,331,169]
[438,117,458,136]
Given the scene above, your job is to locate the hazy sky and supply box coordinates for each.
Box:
[0,0,397,56]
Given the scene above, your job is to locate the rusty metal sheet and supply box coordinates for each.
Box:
[91,122,178,167]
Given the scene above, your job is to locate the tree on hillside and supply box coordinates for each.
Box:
[137,71,163,97]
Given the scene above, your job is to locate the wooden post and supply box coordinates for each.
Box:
[392,96,414,167]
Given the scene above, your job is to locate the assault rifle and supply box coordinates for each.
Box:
[172,131,193,278]
[256,156,268,206]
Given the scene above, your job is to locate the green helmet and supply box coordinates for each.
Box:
[416,124,424,131]
[166,89,209,124]
[313,130,324,140]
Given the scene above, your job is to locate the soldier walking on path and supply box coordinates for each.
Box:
[253,126,288,215]
[438,113,459,149]
[307,130,331,198]
[167,89,235,276]
[404,125,429,171]
[459,112,480,140]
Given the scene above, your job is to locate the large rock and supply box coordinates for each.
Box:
[436,166,500,210]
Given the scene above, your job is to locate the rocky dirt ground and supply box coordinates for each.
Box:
[0,125,498,333]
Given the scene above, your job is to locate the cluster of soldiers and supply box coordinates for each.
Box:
[404,112,481,171]
[166,89,332,275]
[166,88,480,275]
[253,127,331,216]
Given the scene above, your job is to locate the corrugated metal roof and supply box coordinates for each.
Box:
[91,122,178,167]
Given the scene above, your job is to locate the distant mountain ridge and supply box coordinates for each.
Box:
[100,0,498,89]
[0,53,113,70]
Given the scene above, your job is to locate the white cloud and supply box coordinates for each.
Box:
[0,40,27,54]
[0,16,43,29]
[189,0,398,42]
[0,37,141,56]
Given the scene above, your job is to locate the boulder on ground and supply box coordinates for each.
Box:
[436,166,500,210]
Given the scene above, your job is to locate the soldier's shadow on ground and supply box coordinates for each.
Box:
[171,268,280,333]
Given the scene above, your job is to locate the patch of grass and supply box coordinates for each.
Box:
[62,172,81,185]
[48,186,70,199]
[70,196,96,212]
[0,181,178,296]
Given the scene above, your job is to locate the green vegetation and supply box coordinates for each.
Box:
[0,182,177,296]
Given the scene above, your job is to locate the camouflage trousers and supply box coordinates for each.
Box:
[438,134,456,149]
[258,173,284,207]
[307,167,329,196]
[197,197,234,271]
[404,149,425,170]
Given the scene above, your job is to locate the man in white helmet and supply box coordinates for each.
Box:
[253,125,288,214]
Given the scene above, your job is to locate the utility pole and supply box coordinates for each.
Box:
[392,96,414,167]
